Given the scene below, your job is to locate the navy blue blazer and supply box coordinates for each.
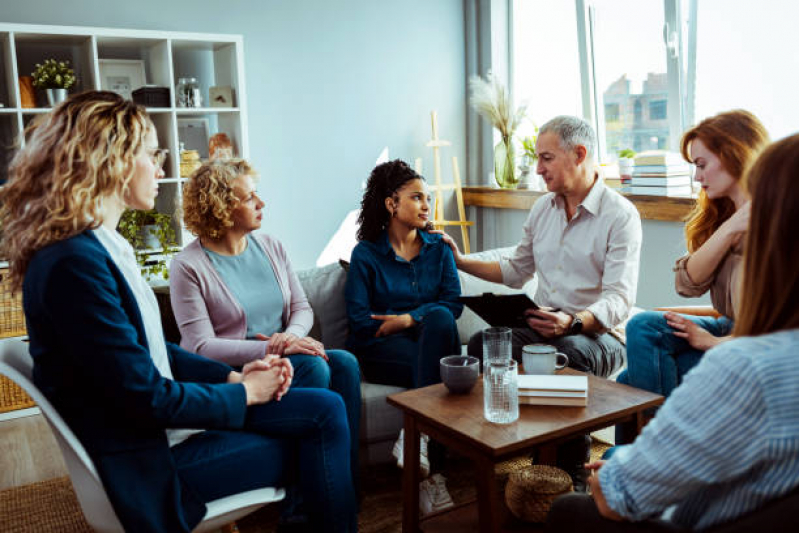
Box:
[23,231,248,532]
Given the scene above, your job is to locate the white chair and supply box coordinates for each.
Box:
[0,338,285,533]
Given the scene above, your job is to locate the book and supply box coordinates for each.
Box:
[630,175,691,187]
[459,293,543,329]
[631,185,693,196]
[519,395,587,407]
[631,164,690,174]
[517,375,589,407]
[633,150,684,166]
[517,374,588,393]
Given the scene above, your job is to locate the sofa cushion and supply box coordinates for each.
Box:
[296,262,349,349]
[359,382,406,444]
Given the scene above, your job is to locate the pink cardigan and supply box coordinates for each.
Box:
[169,233,314,366]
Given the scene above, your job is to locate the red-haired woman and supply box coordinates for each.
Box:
[617,110,769,408]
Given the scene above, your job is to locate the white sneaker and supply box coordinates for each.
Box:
[392,429,431,477]
[419,473,454,516]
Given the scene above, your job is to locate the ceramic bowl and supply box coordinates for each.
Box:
[440,355,480,394]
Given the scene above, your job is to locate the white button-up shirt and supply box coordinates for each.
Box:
[499,179,642,329]
[93,225,202,447]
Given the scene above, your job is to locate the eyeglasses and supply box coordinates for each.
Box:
[150,148,169,169]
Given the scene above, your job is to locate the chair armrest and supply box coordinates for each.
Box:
[654,306,722,318]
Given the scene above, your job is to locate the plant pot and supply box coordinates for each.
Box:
[494,138,519,189]
[517,155,542,190]
[45,88,68,107]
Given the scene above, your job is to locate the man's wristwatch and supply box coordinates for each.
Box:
[567,314,583,335]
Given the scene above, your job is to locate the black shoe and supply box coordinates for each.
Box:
[556,435,591,493]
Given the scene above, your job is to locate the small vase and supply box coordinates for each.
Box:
[517,155,540,190]
[494,137,518,189]
[45,88,68,107]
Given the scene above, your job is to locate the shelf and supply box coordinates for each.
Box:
[462,186,695,222]
[175,107,239,114]
[0,23,248,251]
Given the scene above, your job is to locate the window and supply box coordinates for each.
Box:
[605,103,620,122]
[511,0,582,140]
[649,100,667,120]
[693,0,799,140]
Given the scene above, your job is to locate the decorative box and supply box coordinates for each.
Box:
[132,86,170,108]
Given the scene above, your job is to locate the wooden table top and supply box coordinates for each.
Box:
[387,368,663,459]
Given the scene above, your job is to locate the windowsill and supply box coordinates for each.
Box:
[462,186,696,222]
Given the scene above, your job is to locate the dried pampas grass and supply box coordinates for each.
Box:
[469,71,527,140]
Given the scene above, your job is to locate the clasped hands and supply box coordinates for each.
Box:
[232,355,294,406]
[524,307,573,338]
[254,332,328,361]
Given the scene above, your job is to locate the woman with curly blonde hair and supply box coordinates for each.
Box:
[0,91,356,533]
[617,110,769,421]
[170,159,361,511]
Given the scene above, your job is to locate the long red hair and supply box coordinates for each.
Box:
[681,110,769,252]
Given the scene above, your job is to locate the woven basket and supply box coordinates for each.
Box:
[504,465,573,523]
[0,268,26,338]
[0,268,34,413]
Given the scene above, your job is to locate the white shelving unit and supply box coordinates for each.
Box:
[0,23,249,249]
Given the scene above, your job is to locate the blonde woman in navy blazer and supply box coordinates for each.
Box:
[0,92,357,533]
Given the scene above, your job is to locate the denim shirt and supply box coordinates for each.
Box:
[345,230,463,347]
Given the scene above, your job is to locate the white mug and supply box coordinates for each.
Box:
[521,344,569,375]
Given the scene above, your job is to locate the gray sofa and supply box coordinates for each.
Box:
[154,247,530,465]
[294,247,534,465]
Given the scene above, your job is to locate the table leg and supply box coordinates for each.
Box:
[618,411,646,444]
[538,443,557,465]
[475,455,503,533]
[402,415,421,533]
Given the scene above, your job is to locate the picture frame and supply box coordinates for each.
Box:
[177,118,210,158]
[209,86,235,107]
[99,59,147,101]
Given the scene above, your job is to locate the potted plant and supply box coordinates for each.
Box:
[517,127,541,190]
[469,71,527,188]
[117,209,178,283]
[618,148,636,182]
[31,59,77,107]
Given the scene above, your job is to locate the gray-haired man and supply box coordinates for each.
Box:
[443,116,642,489]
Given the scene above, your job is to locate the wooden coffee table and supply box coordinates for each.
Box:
[386,368,663,532]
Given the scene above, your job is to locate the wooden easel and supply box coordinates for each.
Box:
[414,111,474,253]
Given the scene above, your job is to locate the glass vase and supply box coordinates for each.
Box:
[494,137,518,188]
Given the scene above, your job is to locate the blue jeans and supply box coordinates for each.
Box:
[615,311,732,443]
[286,350,361,490]
[171,388,357,533]
[351,307,461,389]
[619,311,733,396]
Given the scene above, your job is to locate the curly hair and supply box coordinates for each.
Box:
[181,159,255,240]
[680,110,769,253]
[357,159,425,242]
[0,91,151,290]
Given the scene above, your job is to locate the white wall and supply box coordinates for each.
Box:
[0,0,468,268]
[470,206,710,310]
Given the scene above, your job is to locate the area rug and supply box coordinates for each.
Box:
[0,441,611,532]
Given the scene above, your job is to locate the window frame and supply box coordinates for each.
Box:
[572,0,697,162]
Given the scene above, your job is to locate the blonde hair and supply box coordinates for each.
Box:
[182,159,255,240]
[0,91,151,289]
[734,134,799,337]
[681,110,769,252]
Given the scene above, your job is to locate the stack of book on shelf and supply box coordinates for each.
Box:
[631,151,693,196]
[517,375,588,407]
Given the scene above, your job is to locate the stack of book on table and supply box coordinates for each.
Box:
[631,150,693,197]
[517,375,588,407]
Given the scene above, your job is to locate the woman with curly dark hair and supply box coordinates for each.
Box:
[345,159,462,515]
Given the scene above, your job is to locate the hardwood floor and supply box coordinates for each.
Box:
[0,413,67,490]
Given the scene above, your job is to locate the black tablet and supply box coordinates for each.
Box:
[459,293,541,329]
